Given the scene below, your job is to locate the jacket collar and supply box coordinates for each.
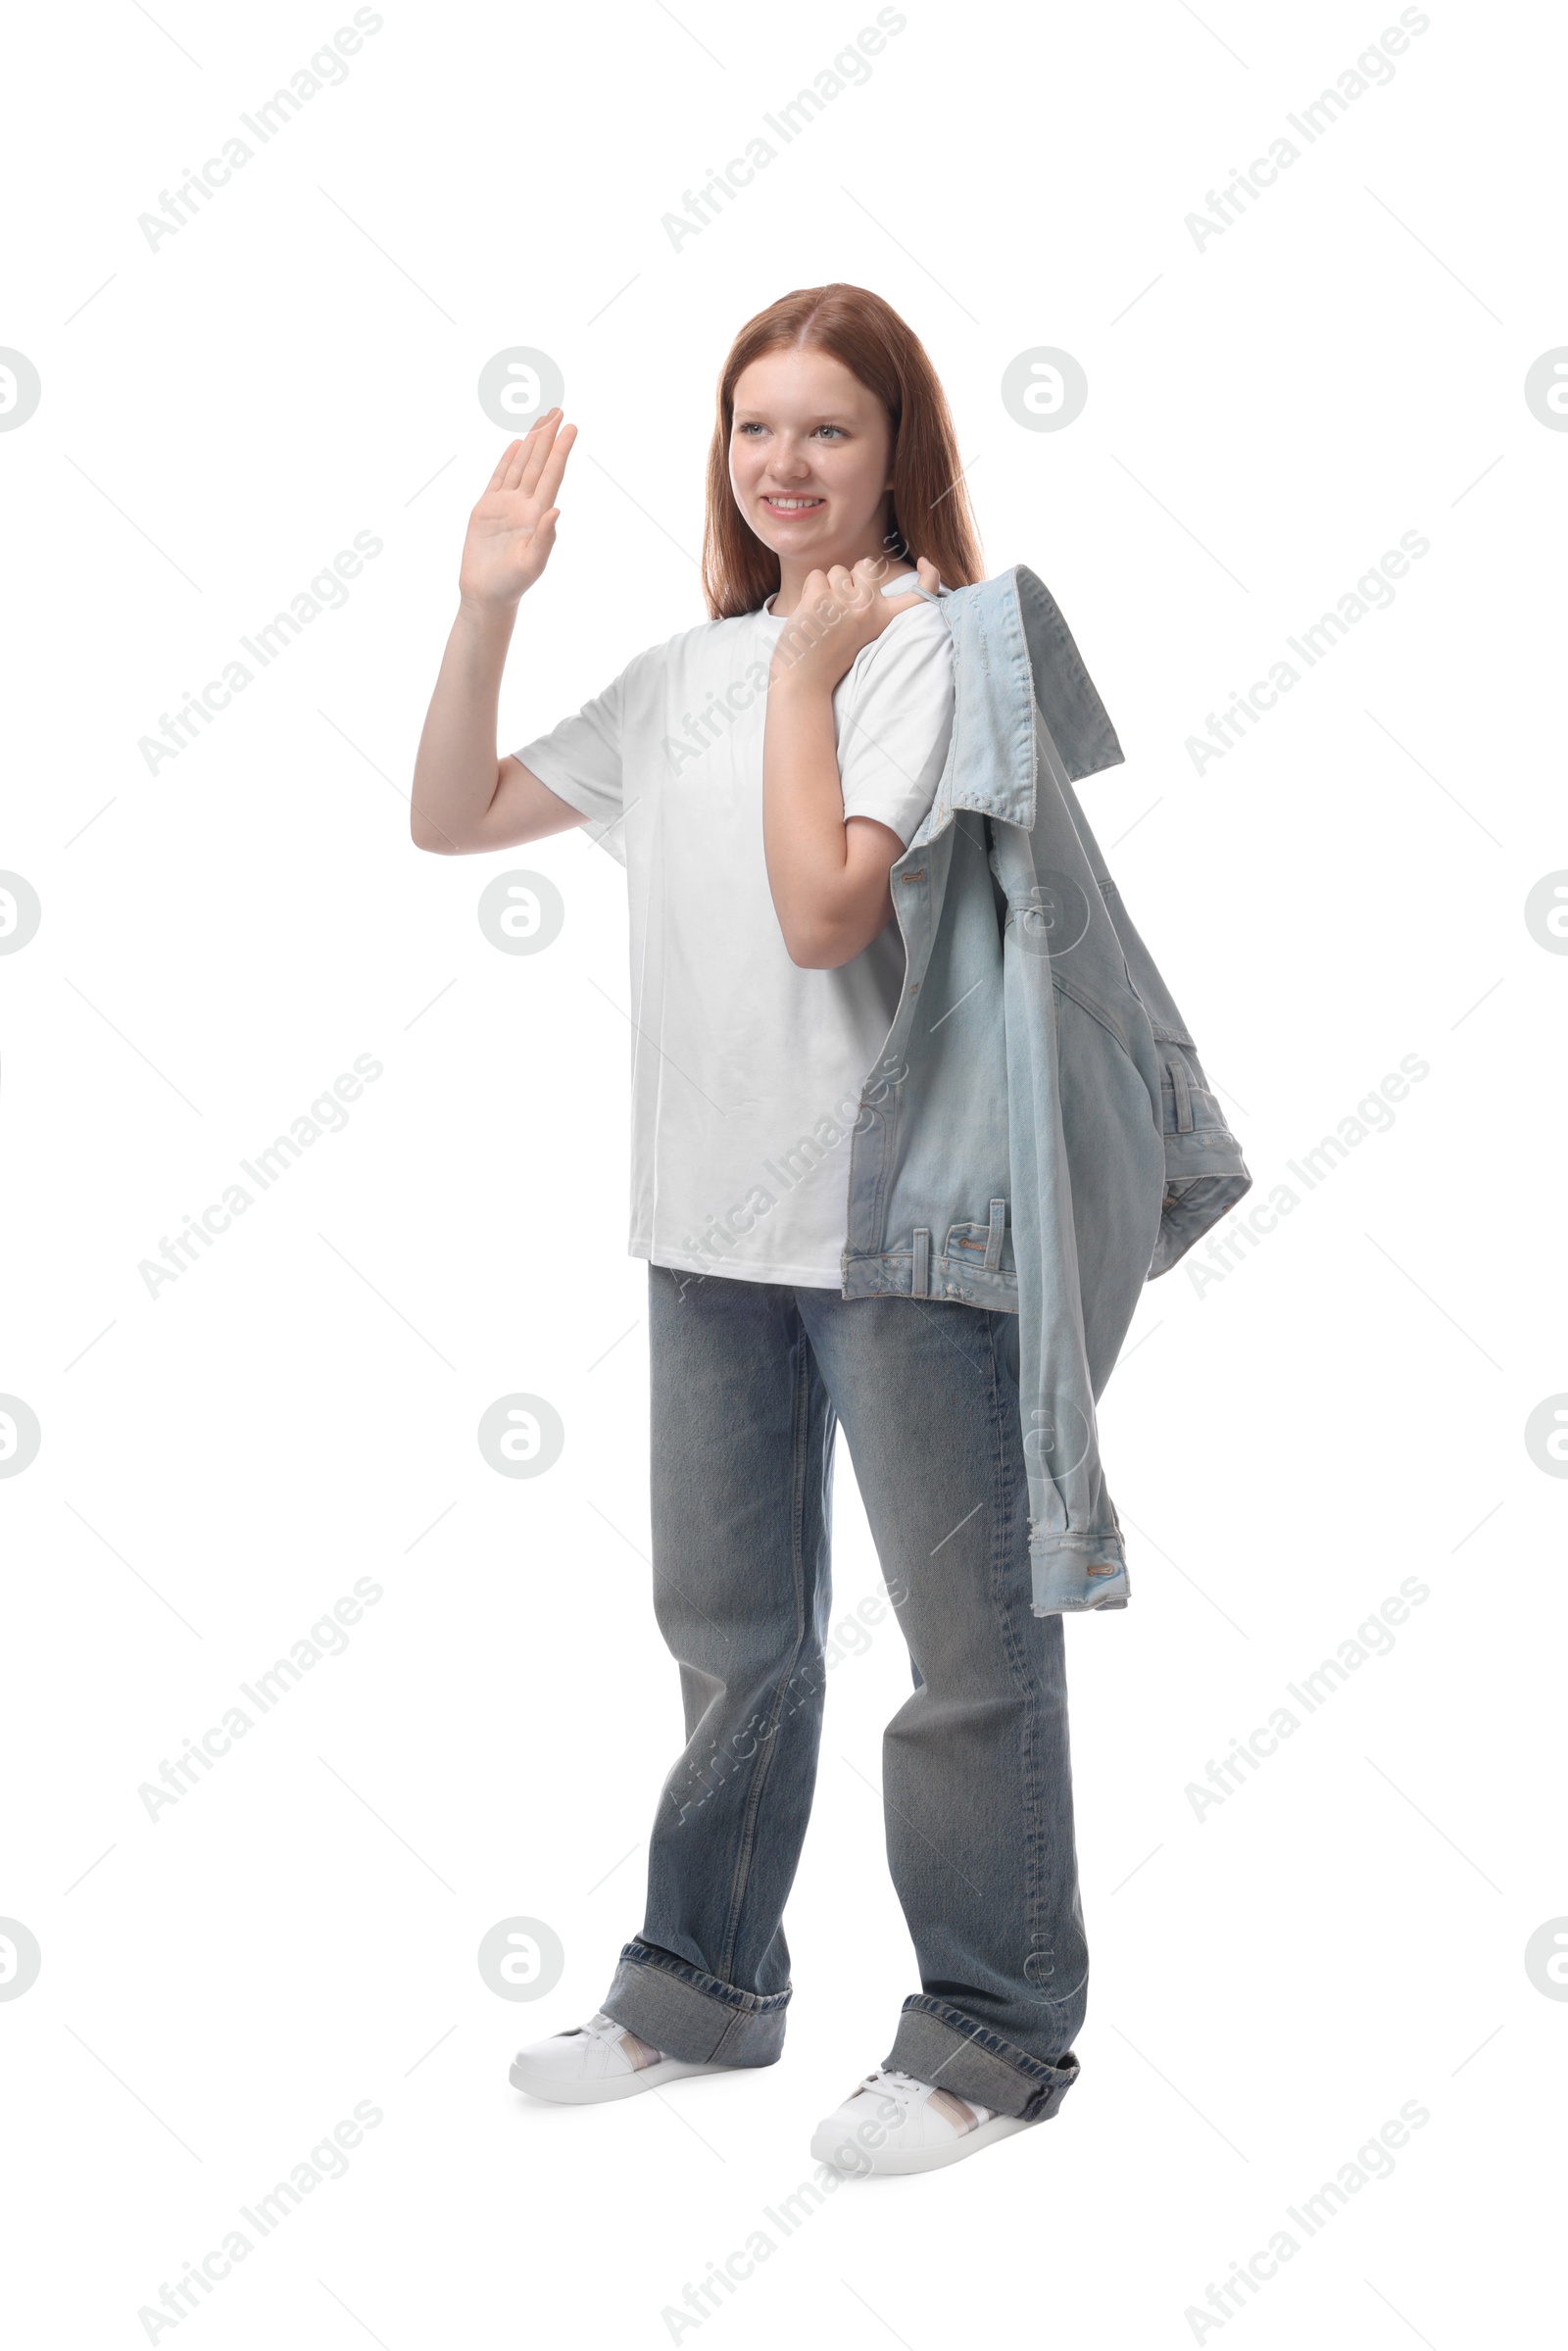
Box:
[935,565,1126,833]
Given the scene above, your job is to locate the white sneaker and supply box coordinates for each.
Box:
[510,2010,736,2105]
[811,2066,1038,2175]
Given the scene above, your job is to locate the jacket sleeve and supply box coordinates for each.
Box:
[1002,908,1158,1613]
[1002,784,1251,1613]
[1056,791,1252,1276]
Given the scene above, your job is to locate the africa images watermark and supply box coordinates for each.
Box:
[1184,530,1430,775]
[136,1053,384,1298]
[1181,2099,1431,2340]
[662,1058,909,1285]
[1183,7,1433,253]
[659,653,769,777]
[662,7,908,251]
[137,531,384,775]
[1183,1569,1431,1825]
[664,1575,909,1828]
[657,544,915,780]
[1188,1051,1430,1297]
[136,8,386,254]
[660,2112,914,2341]
[135,2100,383,2342]
[135,1573,385,1825]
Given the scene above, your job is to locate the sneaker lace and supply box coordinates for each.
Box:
[856,2065,927,2107]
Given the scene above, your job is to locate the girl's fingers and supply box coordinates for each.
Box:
[535,420,577,507]
[486,438,525,493]
[832,563,871,612]
[503,422,552,490]
[516,409,563,496]
[503,413,557,493]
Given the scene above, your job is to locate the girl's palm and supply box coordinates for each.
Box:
[461,411,576,609]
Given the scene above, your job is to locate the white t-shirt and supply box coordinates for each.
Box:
[515,590,955,1287]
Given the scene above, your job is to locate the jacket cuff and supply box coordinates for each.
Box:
[1027,1532,1129,1615]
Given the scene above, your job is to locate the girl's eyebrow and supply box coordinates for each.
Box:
[732,411,855,425]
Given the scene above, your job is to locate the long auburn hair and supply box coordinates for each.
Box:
[701,284,984,620]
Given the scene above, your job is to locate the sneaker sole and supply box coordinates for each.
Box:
[810,2111,1041,2175]
[510,2054,736,2105]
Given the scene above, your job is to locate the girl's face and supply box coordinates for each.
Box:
[728,347,897,572]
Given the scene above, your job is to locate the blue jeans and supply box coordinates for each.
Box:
[600,1265,1086,2122]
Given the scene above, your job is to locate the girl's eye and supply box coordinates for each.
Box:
[733,421,846,439]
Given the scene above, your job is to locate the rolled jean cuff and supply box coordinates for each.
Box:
[884,1994,1080,2121]
[602,1938,789,2069]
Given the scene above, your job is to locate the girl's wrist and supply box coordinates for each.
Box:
[767,658,835,704]
[456,592,519,634]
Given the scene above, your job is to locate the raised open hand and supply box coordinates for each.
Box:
[459,410,577,612]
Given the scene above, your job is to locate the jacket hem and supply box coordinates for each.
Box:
[841,1249,1019,1313]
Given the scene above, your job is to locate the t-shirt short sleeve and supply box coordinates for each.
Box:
[514,665,629,866]
[835,603,955,848]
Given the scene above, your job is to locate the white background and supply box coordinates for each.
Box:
[2,0,1563,2343]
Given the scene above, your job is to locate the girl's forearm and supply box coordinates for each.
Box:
[761,675,894,967]
[411,598,518,851]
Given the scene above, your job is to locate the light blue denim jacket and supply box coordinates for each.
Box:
[843,565,1251,1615]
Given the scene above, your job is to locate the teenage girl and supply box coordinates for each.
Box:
[412,285,1087,2176]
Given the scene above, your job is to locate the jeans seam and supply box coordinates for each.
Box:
[986,1309,1050,1993]
[717,1296,823,1983]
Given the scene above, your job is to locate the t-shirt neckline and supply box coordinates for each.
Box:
[759,569,919,625]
